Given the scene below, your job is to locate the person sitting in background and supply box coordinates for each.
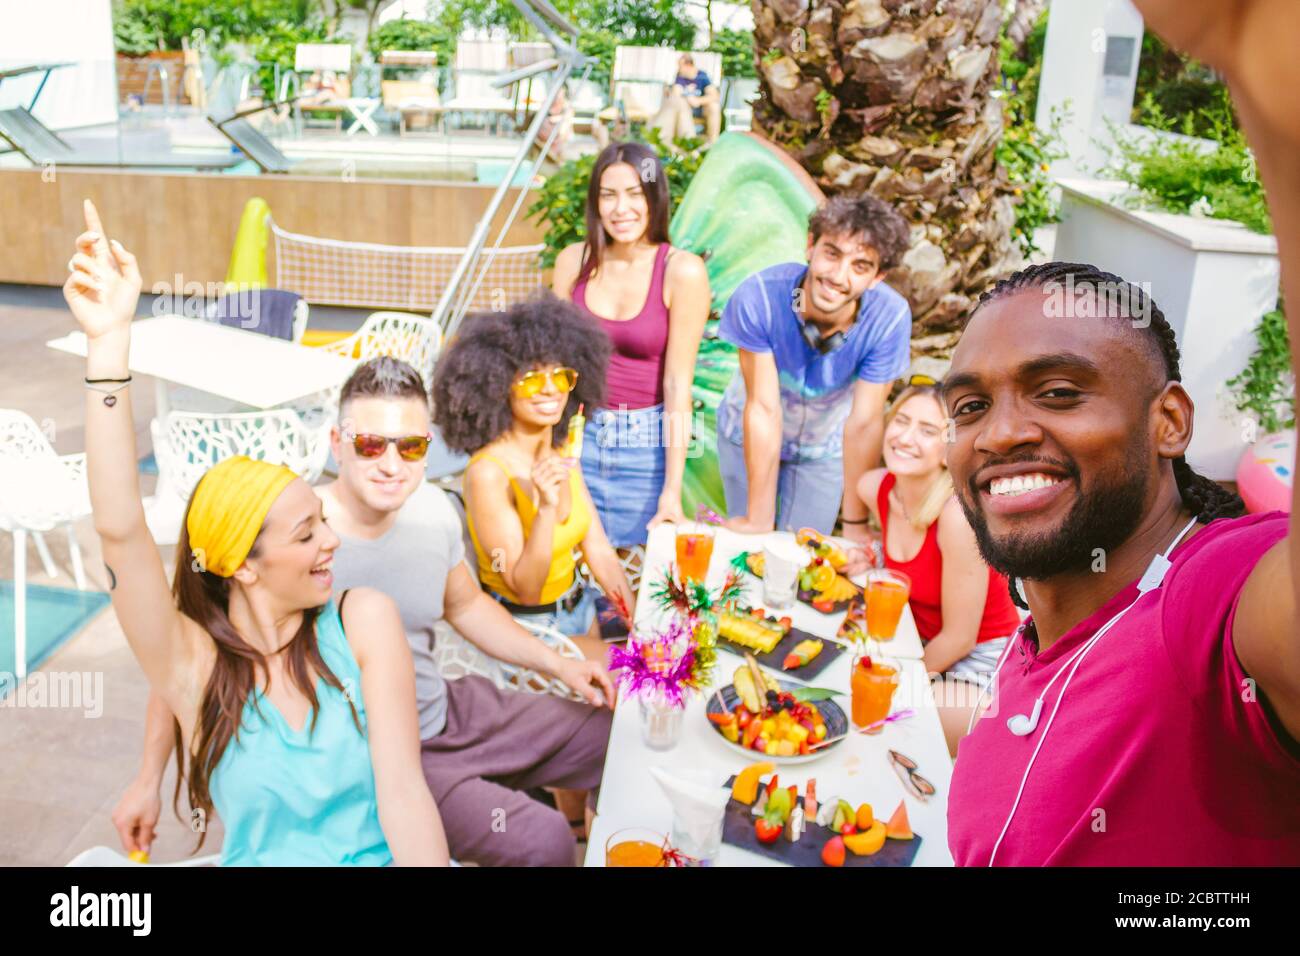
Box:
[434,294,636,662]
[850,380,1021,755]
[115,356,615,867]
[652,54,721,145]
[66,201,446,867]
[718,194,913,539]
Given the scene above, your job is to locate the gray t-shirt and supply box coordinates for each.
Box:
[327,481,464,740]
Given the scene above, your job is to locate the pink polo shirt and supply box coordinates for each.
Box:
[948,512,1300,866]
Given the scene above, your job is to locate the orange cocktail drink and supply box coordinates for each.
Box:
[675,522,715,585]
[865,569,911,643]
[851,656,900,731]
[605,828,669,867]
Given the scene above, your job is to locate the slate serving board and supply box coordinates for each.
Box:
[715,623,846,681]
[721,776,922,867]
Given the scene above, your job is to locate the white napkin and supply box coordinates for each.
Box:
[649,766,729,855]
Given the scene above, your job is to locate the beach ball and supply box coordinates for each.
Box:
[1236,431,1294,514]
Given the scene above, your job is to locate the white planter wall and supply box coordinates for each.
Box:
[1052,179,1280,480]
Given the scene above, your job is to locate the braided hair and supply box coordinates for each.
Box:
[973,262,1245,609]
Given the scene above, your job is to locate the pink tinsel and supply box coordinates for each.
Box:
[608,617,698,708]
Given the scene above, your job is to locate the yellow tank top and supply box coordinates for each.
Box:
[466,452,591,605]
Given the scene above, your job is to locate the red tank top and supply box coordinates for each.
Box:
[876,472,1020,643]
[572,243,671,409]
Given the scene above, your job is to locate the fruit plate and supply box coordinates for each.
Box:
[705,681,849,764]
[720,778,923,867]
[715,622,846,681]
[796,588,858,615]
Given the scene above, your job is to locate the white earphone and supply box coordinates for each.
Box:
[972,515,1200,865]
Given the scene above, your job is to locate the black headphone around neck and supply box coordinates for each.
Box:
[798,316,850,355]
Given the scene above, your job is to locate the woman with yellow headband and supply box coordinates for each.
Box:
[63,201,448,866]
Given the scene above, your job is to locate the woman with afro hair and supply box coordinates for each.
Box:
[434,292,635,660]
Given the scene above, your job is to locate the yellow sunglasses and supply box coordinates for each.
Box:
[512,366,579,398]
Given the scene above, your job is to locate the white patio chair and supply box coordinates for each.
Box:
[431,618,587,703]
[0,410,91,679]
[67,846,220,867]
[320,311,443,392]
[151,408,327,507]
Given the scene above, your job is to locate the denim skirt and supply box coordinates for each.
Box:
[579,404,666,548]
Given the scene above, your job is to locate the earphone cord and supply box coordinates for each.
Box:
[982,514,1200,865]
[984,593,1139,865]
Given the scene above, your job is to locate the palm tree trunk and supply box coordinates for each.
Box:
[751,0,1021,348]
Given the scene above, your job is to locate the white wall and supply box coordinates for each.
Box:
[0,0,118,130]
[1036,0,1143,177]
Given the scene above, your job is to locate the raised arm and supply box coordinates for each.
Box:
[1131,0,1300,737]
[63,200,198,713]
[724,349,782,534]
[344,588,449,866]
[649,249,711,529]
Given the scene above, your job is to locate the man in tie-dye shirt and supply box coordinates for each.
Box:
[717,195,912,538]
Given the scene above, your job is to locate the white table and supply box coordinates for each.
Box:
[585,525,954,867]
[48,316,358,542]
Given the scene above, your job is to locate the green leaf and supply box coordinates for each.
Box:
[791,686,843,702]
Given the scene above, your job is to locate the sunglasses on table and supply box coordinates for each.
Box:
[350,432,432,462]
[888,749,936,801]
[512,366,579,398]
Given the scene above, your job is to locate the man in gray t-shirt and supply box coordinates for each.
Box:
[315,359,614,867]
[323,479,462,741]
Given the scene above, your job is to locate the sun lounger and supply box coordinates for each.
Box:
[0,106,238,169]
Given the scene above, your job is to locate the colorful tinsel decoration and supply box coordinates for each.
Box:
[651,565,745,618]
[609,615,709,708]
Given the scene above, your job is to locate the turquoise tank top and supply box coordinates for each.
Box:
[209,599,393,866]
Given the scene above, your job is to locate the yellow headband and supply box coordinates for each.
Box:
[187,456,299,578]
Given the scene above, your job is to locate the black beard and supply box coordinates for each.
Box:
[956,447,1151,581]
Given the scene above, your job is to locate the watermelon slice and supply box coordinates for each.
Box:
[885,800,914,840]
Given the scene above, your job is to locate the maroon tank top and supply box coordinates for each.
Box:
[572,243,671,409]
[876,472,1020,643]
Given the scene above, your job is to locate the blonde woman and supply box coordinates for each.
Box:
[852,381,1020,753]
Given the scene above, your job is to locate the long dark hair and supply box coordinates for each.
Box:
[170,489,360,849]
[576,141,671,286]
[975,261,1245,610]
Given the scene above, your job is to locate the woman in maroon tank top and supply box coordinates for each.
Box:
[552,142,711,553]
[849,383,1021,755]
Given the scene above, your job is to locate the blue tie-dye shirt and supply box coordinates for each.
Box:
[716,262,911,462]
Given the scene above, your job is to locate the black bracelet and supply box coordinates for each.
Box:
[85,376,132,384]
[840,516,870,525]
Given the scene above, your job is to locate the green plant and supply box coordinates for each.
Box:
[996,8,1063,258]
[1228,305,1294,435]
[709,28,755,80]
[1104,99,1272,235]
[998,6,1048,123]
[527,128,704,269]
[996,104,1067,257]
[1132,30,1234,139]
